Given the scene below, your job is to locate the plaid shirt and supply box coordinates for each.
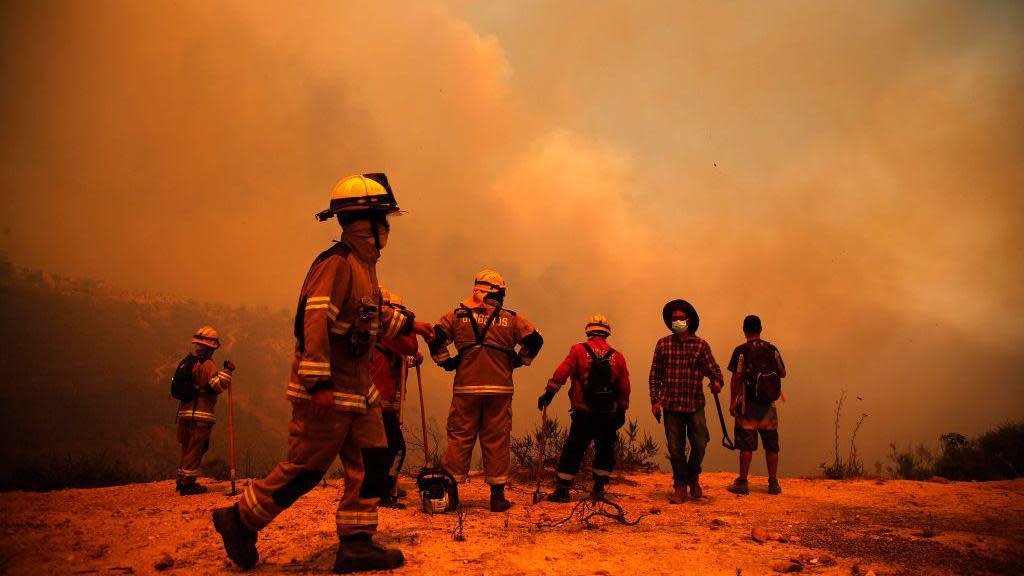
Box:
[649,333,724,412]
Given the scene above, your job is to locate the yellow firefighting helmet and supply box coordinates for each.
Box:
[315,173,400,221]
[473,269,506,294]
[192,326,220,349]
[585,314,611,336]
[389,293,405,309]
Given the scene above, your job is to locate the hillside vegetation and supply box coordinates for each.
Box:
[0,262,293,490]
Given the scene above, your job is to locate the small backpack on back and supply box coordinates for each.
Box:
[582,343,618,412]
[743,341,781,404]
[170,354,201,402]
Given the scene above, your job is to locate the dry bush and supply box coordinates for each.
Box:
[820,390,869,479]
[511,416,660,481]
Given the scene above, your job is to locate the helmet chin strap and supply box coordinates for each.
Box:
[371,212,381,250]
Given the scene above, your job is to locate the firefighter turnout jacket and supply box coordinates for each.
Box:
[287,241,415,412]
[370,332,417,412]
[177,358,232,422]
[430,302,542,395]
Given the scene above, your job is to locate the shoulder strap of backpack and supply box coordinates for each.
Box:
[581,342,597,360]
[582,343,616,363]
[478,306,502,344]
[458,304,482,344]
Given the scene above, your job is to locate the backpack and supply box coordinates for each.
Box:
[743,341,781,404]
[170,354,201,402]
[582,343,618,412]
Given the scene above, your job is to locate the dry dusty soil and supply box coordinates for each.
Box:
[1,471,1022,576]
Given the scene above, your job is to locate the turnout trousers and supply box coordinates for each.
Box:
[382,410,406,487]
[176,419,213,486]
[556,411,623,488]
[237,401,388,538]
[442,394,512,485]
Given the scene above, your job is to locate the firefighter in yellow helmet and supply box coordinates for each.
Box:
[171,326,234,495]
[213,174,433,573]
[428,269,544,512]
[538,315,631,502]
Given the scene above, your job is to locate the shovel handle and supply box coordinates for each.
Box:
[712,392,736,451]
[535,405,547,491]
[415,364,430,464]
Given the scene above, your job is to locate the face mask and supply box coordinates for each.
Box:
[342,218,389,251]
[670,319,689,335]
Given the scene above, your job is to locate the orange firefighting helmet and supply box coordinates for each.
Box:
[192,326,220,349]
[585,314,611,337]
[473,269,506,294]
[315,173,400,222]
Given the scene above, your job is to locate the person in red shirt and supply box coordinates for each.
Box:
[371,290,421,508]
[538,315,630,502]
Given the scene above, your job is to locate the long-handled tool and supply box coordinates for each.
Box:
[712,391,736,451]
[532,405,549,503]
[413,364,458,513]
[415,364,429,465]
[224,360,240,496]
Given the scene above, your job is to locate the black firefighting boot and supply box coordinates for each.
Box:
[378,476,405,509]
[333,534,405,573]
[489,483,513,512]
[212,504,259,569]
[590,478,609,501]
[178,482,208,496]
[548,478,572,503]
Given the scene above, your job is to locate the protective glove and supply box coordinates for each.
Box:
[614,409,626,429]
[537,389,556,411]
[440,356,460,372]
[652,402,663,424]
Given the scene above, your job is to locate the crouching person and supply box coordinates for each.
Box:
[172,326,233,495]
[727,315,786,496]
[650,300,724,503]
[538,315,630,502]
[211,174,432,573]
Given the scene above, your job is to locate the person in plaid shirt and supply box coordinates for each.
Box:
[650,299,724,503]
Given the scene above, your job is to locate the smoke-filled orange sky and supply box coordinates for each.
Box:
[2,1,1022,473]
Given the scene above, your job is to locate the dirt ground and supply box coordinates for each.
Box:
[1,471,1022,576]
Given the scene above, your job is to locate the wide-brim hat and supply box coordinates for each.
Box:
[662,299,699,333]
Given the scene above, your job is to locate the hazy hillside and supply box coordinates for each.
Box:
[0,262,293,489]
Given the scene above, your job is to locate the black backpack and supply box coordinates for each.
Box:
[170,354,201,402]
[582,344,618,412]
[743,341,781,404]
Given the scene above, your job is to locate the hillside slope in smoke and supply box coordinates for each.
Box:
[1,472,1023,575]
[0,262,294,489]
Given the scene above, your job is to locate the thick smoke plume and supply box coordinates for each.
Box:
[2,0,1022,472]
